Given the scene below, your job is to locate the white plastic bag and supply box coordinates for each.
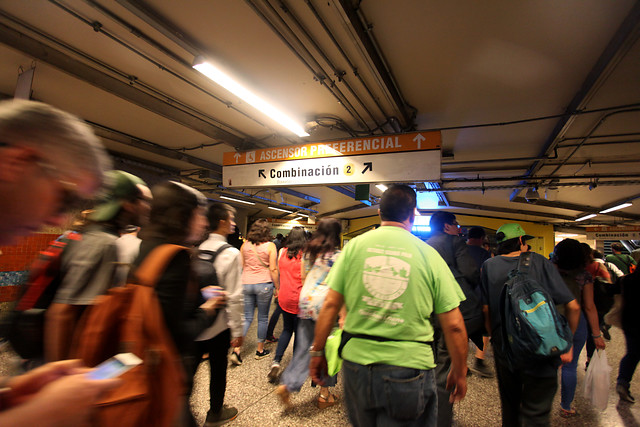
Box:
[583,349,611,410]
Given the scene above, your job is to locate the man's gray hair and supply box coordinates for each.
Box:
[0,100,111,182]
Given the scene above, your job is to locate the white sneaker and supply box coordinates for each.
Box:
[268,363,280,383]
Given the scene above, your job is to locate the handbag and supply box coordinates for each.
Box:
[583,349,611,411]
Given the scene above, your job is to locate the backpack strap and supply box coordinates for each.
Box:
[197,244,233,263]
[517,252,532,275]
[134,244,188,288]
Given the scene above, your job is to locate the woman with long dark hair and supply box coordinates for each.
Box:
[276,218,342,409]
[132,181,224,426]
[267,227,308,383]
[231,218,278,363]
[554,239,605,417]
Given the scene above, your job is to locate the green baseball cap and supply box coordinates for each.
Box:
[495,223,534,244]
[88,170,146,222]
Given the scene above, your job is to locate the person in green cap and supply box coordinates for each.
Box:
[45,170,151,362]
[606,242,637,275]
[480,223,580,426]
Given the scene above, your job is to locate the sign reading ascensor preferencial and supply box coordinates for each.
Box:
[222,131,441,188]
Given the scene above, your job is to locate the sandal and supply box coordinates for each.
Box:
[560,408,577,418]
[317,392,338,409]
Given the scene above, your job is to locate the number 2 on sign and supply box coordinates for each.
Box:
[344,164,354,176]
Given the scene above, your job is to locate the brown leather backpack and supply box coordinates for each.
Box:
[71,244,186,427]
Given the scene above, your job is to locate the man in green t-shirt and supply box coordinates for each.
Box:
[606,242,637,275]
[310,184,468,427]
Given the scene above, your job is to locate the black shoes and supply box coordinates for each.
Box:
[617,384,635,403]
[204,405,238,426]
[255,349,271,360]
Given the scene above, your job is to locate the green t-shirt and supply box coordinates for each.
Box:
[327,226,464,370]
[605,253,636,275]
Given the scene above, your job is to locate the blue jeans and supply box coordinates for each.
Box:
[342,360,437,427]
[242,282,273,342]
[281,318,337,392]
[561,313,588,410]
[274,310,298,363]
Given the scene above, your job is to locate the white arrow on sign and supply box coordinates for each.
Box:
[234,152,241,164]
[413,133,426,149]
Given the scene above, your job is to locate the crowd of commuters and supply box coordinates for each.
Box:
[1,99,638,427]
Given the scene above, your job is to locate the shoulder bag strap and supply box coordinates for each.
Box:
[250,242,269,268]
[135,244,188,288]
[517,252,532,275]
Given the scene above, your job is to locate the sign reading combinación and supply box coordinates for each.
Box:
[586,226,640,240]
[222,131,441,187]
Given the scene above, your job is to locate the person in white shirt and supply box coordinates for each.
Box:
[194,203,244,426]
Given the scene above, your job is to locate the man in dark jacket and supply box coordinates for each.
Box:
[427,212,485,427]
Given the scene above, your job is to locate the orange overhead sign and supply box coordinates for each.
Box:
[586,226,640,232]
[223,131,441,166]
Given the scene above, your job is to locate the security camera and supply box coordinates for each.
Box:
[524,187,540,203]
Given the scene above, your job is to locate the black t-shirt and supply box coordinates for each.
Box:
[466,244,491,270]
[480,252,575,376]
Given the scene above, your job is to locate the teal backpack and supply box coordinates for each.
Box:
[500,253,572,369]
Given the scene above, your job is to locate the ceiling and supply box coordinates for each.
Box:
[1,0,640,230]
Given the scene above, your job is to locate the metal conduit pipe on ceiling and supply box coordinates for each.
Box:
[512,1,640,199]
[245,0,371,133]
[420,180,640,192]
[558,132,640,142]
[1,7,256,150]
[336,0,416,130]
[440,174,640,184]
[543,108,640,180]
[53,0,270,147]
[107,0,301,147]
[275,0,382,131]
[304,0,391,130]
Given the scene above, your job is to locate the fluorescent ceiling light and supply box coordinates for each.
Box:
[575,214,597,222]
[556,233,579,238]
[293,216,304,221]
[193,57,309,137]
[376,184,388,192]
[599,203,632,214]
[268,206,293,214]
[219,195,255,205]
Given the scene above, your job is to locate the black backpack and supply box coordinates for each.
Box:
[500,253,572,369]
[2,231,81,359]
[193,244,233,289]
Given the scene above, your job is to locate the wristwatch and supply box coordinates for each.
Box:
[309,345,324,357]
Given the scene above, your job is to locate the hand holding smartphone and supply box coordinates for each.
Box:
[201,286,225,300]
[87,353,142,380]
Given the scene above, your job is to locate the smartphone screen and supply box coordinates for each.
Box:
[87,353,142,380]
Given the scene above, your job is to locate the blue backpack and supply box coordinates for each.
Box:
[500,253,572,369]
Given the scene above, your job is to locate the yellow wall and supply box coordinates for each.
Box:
[454,214,555,257]
[345,214,555,256]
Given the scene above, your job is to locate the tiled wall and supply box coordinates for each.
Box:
[0,233,59,302]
